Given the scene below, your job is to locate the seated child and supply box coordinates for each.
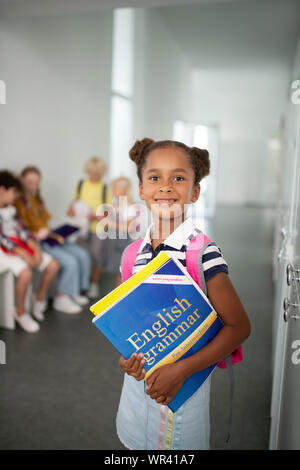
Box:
[15,166,91,314]
[66,156,112,299]
[101,176,143,287]
[0,170,59,333]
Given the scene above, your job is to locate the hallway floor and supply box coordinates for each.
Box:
[0,205,276,450]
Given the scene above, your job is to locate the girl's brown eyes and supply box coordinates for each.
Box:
[148,176,184,181]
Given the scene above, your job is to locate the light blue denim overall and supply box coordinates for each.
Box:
[116,373,211,450]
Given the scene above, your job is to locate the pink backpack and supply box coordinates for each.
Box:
[121,232,243,370]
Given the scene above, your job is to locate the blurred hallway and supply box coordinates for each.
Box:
[0,205,275,450]
[0,0,299,451]
[209,205,275,450]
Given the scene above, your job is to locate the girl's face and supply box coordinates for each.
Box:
[139,147,200,223]
[21,172,40,198]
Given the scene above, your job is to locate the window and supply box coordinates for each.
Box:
[173,120,219,222]
[110,9,135,181]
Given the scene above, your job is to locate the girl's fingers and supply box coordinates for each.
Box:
[153,395,170,405]
[119,353,145,375]
[132,368,146,381]
[126,353,138,368]
[155,396,166,404]
[124,352,139,368]
[129,353,144,372]
[146,370,158,392]
[131,357,145,377]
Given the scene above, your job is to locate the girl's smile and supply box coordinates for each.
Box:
[154,198,178,205]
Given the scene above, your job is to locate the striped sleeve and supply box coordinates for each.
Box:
[202,243,229,282]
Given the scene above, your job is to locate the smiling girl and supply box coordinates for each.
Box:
[116,138,250,450]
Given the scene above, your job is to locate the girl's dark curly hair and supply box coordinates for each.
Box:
[129,138,210,185]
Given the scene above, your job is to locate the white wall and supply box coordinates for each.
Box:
[132,6,294,208]
[186,66,290,206]
[0,12,113,225]
[154,0,300,208]
[134,8,189,141]
[0,7,189,226]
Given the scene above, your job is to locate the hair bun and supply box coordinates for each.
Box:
[129,138,154,165]
[191,147,210,178]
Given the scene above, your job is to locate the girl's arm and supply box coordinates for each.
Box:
[146,272,251,404]
[175,272,250,378]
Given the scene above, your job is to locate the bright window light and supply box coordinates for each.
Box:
[173,120,194,146]
[110,95,133,179]
[110,8,135,184]
[111,8,135,98]
[173,120,219,219]
[193,125,209,149]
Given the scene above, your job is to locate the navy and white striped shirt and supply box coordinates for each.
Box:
[120,217,229,283]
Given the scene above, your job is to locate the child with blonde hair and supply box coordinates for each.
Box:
[99,176,141,287]
[67,156,112,298]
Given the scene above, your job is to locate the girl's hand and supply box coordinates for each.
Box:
[145,362,186,405]
[35,227,50,240]
[119,353,146,381]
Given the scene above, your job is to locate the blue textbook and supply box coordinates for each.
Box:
[90,251,223,413]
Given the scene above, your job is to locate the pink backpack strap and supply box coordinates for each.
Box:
[186,232,212,294]
[120,238,144,282]
[186,232,243,369]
